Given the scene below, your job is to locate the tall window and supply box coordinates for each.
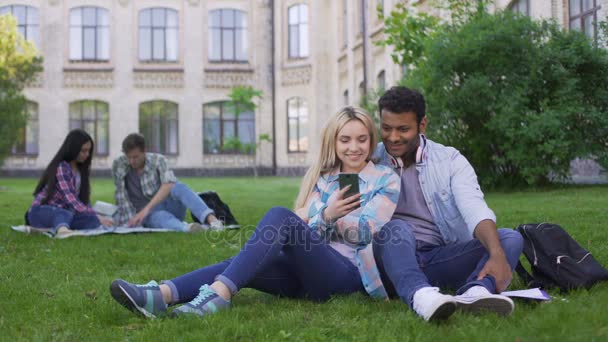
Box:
[287,97,308,153]
[569,0,599,40]
[0,5,40,48]
[203,101,255,154]
[139,101,179,155]
[509,0,529,15]
[69,7,110,61]
[288,4,309,58]
[358,81,365,103]
[343,90,349,106]
[377,70,386,91]
[139,8,178,62]
[69,100,109,155]
[209,9,247,62]
[11,101,39,155]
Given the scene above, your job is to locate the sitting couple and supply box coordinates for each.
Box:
[26,131,224,238]
[110,87,523,322]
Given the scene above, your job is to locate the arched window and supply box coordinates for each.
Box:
[139,101,179,155]
[11,101,39,155]
[0,5,40,48]
[69,100,109,155]
[509,0,529,15]
[287,97,308,153]
[139,8,178,62]
[203,101,255,154]
[69,6,110,61]
[209,9,247,62]
[377,70,386,91]
[288,4,309,58]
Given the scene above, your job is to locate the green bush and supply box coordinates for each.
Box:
[398,11,608,186]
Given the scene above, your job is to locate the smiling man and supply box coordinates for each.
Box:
[371,86,524,321]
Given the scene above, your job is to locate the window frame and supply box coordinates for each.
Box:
[11,101,39,156]
[288,3,309,59]
[509,0,529,16]
[0,5,40,48]
[287,97,309,153]
[139,100,180,155]
[69,6,110,62]
[203,101,256,155]
[138,7,179,63]
[569,0,600,42]
[69,100,110,156]
[208,8,248,63]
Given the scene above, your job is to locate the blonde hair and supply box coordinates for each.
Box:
[294,106,378,210]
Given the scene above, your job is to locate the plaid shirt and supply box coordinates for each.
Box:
[307,161,400,299]
[31,161,96,215]
[112,153,177,226]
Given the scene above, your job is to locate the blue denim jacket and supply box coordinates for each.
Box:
[372,135,496,244]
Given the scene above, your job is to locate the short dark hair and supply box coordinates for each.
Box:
[378,86,426,124]
[122,133,145,153]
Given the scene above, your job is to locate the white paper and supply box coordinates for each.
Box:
[92,201,117,217]
[500,288,551,301]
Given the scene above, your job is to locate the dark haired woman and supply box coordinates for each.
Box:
[26,129,113,238]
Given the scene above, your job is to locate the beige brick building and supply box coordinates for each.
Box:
[1,0,605,176]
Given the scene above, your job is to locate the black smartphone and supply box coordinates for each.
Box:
[339,173,360,200]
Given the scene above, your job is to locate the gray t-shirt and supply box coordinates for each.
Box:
[125,168,149,212]
[392,164,444,248]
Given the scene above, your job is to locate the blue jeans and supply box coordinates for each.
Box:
[373,219,523,308]
[164,207,364,304]
[27,205,100,234]
[143,182,214,231]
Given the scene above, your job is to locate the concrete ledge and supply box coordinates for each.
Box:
[0,167,306,178]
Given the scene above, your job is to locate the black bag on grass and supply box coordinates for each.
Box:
[191,191,239,226]
[515,223,608,291]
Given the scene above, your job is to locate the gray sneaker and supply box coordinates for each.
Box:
[188,222,208,232]
[172,284,231,318]
[110,279,167,318]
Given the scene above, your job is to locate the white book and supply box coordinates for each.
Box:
[93,201,117,217]
[500,288,551,301]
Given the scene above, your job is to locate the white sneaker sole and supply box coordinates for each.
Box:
[456,295,514,316]
[427,301,457,321]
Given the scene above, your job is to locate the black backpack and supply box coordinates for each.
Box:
[191,191,239,227]
[515,223,608,291]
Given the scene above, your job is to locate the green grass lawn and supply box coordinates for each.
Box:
[1,177,607,341]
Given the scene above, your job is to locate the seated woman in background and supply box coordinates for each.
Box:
[26,129,113,238]
[109,107,400,319]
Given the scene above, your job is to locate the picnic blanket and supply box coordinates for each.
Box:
[11,225,178,238]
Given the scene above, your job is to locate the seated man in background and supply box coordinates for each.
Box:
[112,133,223,232]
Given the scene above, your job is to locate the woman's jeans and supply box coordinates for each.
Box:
[28,205,100,233]
[164,207,364,304]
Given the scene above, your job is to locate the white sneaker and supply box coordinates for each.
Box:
[454,286,514,316]
[54,226,78,239]
[209,220,225,231]
[187,222,208,232]
[412,287,457,321]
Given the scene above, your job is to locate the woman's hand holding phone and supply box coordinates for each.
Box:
[323,186,362,224]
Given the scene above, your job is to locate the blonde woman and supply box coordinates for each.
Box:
[110,107,400,318]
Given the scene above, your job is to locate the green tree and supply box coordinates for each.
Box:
[383,7,608,187]
[226,86,271,176]
[0,14,43,166]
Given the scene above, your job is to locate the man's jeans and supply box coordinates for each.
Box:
[143,182,214,231]
[163,207,364,304]
[373,219,523,308]
[28,205,100,234]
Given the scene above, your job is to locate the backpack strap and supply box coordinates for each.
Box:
[515,261,535,286]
